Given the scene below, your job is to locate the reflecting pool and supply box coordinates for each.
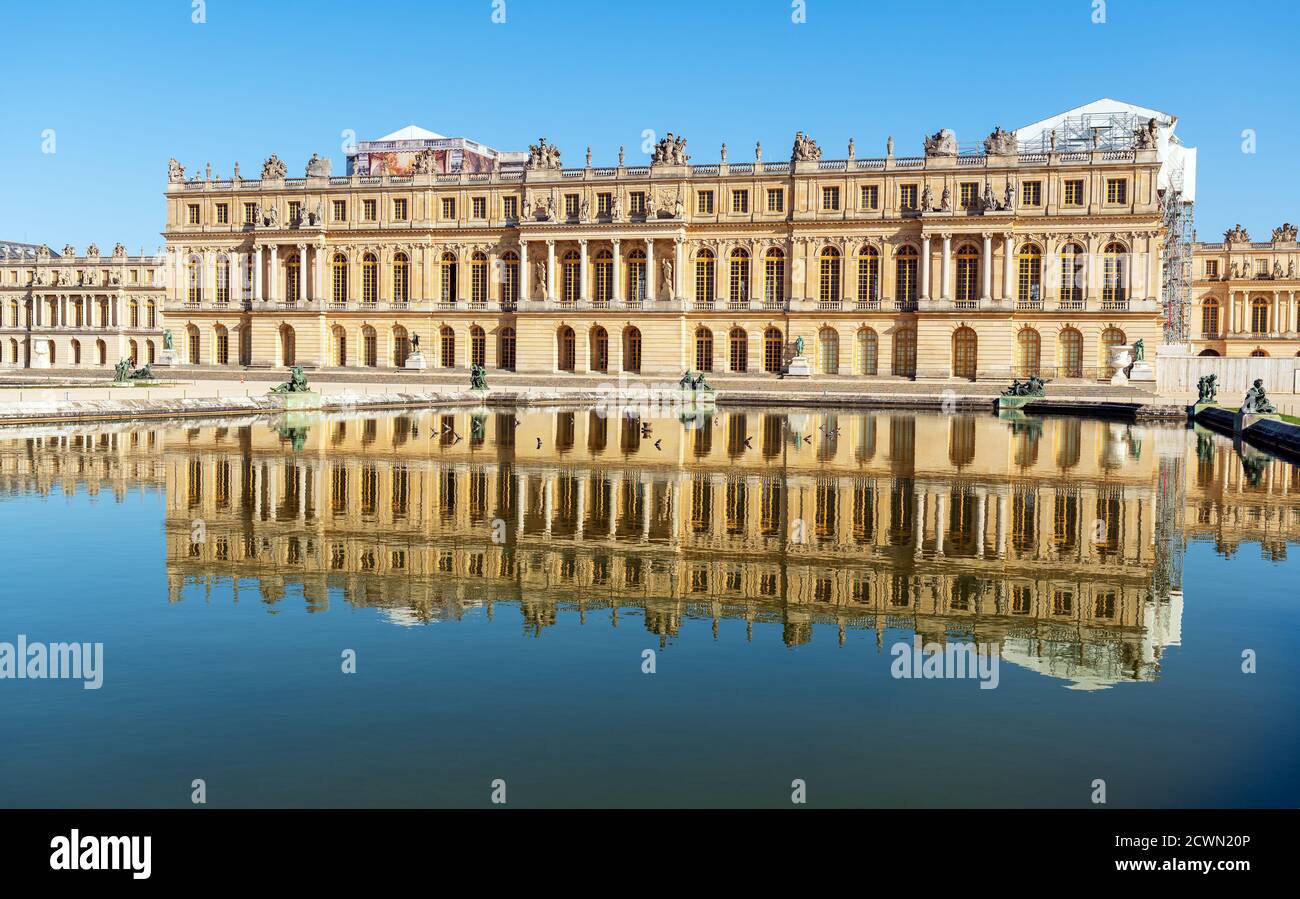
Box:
[1,408,1297,807]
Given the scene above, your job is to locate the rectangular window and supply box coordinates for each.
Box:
[960,182,979,209]
[1205,260,1219,278]
[822,186,840,211]
[502,196,518,219]
[244,203,257,224]
[441,197,456,219]
[900,184,918,210]
[187,205,200,225]
[1021,180,1042,206]
[731,190,749,213]
[630,191,646,215]
[288,201,301,223]
[767,188,784,213]
[564,194,580,218]
[1063,180,1084,206]
[472,196,486,219]
[332,200,346,222]
[1106,178,1128,204]
[393,198,408,220]
[697,190,714,214]
[597,192,612,216]
[362,199,377,221]
[859,185,879,209]
[215,203,229,224]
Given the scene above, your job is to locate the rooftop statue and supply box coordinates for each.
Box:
[167,158,185,183]
[1239,379,1277,414]
[1224,224,1251,244]
[113,242,127,259]
[261,154,287,180]
[526,137,562,170]
[923,129,958,157]
[651,133,690,166]
[791,131,822,162]
[983,126,1017,156]
[270,366,310,394]
[1134,117,1159,149]
[305,153,331,178]
[1271,222,1298,242]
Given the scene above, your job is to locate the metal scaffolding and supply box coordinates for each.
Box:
[1160,157,1195,344]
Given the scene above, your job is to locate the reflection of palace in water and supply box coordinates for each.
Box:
[3,409,1299,689]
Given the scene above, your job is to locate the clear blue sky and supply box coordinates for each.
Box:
[1,0,1296,250]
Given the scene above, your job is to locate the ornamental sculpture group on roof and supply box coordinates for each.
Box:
[651,133,690,166]
[1224,224,1252,243]
[791,131,822,162]
[525,137,562,170]
[1272,223,1298,242]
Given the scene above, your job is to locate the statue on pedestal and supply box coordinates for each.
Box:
[1240,378,1277,414]
[470,364,489,391]
[1196,373,1218,404]
[270,366,310,394]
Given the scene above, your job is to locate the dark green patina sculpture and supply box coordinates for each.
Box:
[1197,373,1218,404]
[1133,339,1145,362]
[1240,378,1277,414]
[1001,375,1048,397]
[114,359,154,382]
[678,371,713,392]
[270,366,310,394]
[470,364,488,391]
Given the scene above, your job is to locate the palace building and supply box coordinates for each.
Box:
[1191,222,1300,358]
[157,103,1179,381]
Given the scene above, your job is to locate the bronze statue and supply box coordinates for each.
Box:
[1002,376,1048,397]
[270,366,310,394]
[1196,373,1218,404]
[470,364,488,391]
[1239,378,1277,414]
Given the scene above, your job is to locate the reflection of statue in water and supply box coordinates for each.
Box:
[270,366,310,393]
[277,426,310,452]
[1002,376,1048,397]
[1239,378,1277,414]
[470,364,489,391]
[1239,447,1270,488]
[1196,373,1218,404]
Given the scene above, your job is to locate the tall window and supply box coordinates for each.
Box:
[857,328,878,375]
[440,326,456,368]
[818,328,839,375]
[498,327,516,371]
[1251,297,1269,334]
[1018,243,1042,304]
[186,256,200,304]
[729,328,748,372]
[952,327,977,380]
[561,251,580,305]
[285,254,301,303]
[1060,243,1084,304]
[392,253,410,304]
[892,327,917,377]
[896,246,918,303]
[763,327,784,374]
[215,327,229,365]
[1016,328,1041,377]
[694,248,715,309]
[819,246,841,305]
[626,249,646,303]
[695,327,714,372]
[763,248,785,306]
[728,248,749,308]
[332,254,348,305]
[361,253,378,306]
[216,257,230,305]
[440,253,458,303]
[955,245,979,304]
[1059,328,1083,377]
[1102,242,1127,305]
[624,327,642,373]
[501,251,519,307]
[592,249,613,306]
[1202,297,1220,336]
[857,246,879,306]
[470,252,488,307]
[470,325,486,367]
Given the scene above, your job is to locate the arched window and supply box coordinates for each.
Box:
[623,326,642,373]
[438,326,454,368]
[592,249,613,307]
[1016,328,1041,377]
[729,248,749,308]
[470,252,488,308]
[955,245,980,304]
[1060,243,1084,305]
[694,248,716,309]
[186,256,201,304]
[71,339,81,365]
[590,326,608,373]
[557,326,576,372]
[857,328,878,376]
[1059,328,1083,377]
[896,246,918,304]
[129,300,139,328]
[1251,297,1269,334]
[440,252,458,304]
[498,327,517,371]
[500,251,519,307]
[1102,242,1128,306]
[763,327,784,374]
[857,246,880,307]
[695,327,714,372]
[127,339,138,364]
[1250,348,1269,358]
[331,325,347,367]
[1100,326,1126,373]
[626,249,646,304]
[1018,243,1042,304]
[362,325,377,367]
[214,325,229,365]
[818,327,839,374]
[361,253,378,306]
[393,326,411,368]
[285,254,301,303]
[187,325,201,365]
[470,325,486,367]
[819,246,841,306]
[561,251,580,306]
[96,339,107,366]
[952,327,977,380]
[892,327,917,377]
[332,254,348,305]
[147,301,157,329]
[392,253,410,304]
[763,248,785,307]
[1202,297,1221,337]
[279,325,296,367]
[729,327,748,373]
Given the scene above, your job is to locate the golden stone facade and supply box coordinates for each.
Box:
[1191,223,1300,358]
[159,132,1166,381]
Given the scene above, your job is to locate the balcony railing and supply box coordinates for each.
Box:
[855,297,881,311]
[818,299,842,311]
[1101,296,1130,312]
[893,297,918,312]
[1058,298,1085,311]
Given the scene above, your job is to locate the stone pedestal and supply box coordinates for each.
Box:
[1108,345,1134,386]
[786,355,812,378]
[269,390,322,412]
[1234,411,1277,437]
[156,349,179,367]
[403,352,427,370]
[1127,361,1156,383]
[30,340,52,369]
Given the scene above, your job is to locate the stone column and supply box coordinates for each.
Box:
[940,233,952,301]
[315,243,325,304]
[254,245,263,301]
[578,239,588,302]
[645,239,656,302]
[269,245,279,303]
[919,235,931,301]
[546,240,556,301]
[981,233,992,301]
[674,238,685,300]
[1002,233,1014,302]
[611,238,622,303]
[518,241,528,301]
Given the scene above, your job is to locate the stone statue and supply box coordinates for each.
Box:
[939,186,952,212]
[693,372,713,393]
[1231,261,1241,279]
[1001,376,1048,397]
[679,371,694,390]
[526,137,562,170]
[1240,379,1277,414]
[755,141,762,162]
[1224,224,1251,244]
[521,196,532,219]
[167,158,185,183]
[113,242,126,259]
[1134,117,1159,150]
[1049,130,1057,152]
[721,142,728,163]
[1004,178,1015,209]
[586,146,592,167]
[618,145,625,166]
[270,366,310,394]
[580,197,590,222]
[469,363,489,391]
[261,154,287,180]
[267,204,279,227]
[411,147,437,174]
[920,184,934,212]
[791,131,822,162]
[982,181,998,211]
[886,135,894,156]
[411,333,420,351]
[1272,223,1299,242]
[673,191,684,219]
[847,138,854,159]
[794,336,805,357]
[983,126,1017,156]
[651,133,690,166]
[534,260,546,294]
[1196,373,1218,404]
[661,259,673,294]
[1133,339,1144,362]
[923,129,958,157]
[1273,261,1283,278]
[163,329,174,351]
[1290,260,1296,278]
[611,193,624,223]
[113,359,131,383]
